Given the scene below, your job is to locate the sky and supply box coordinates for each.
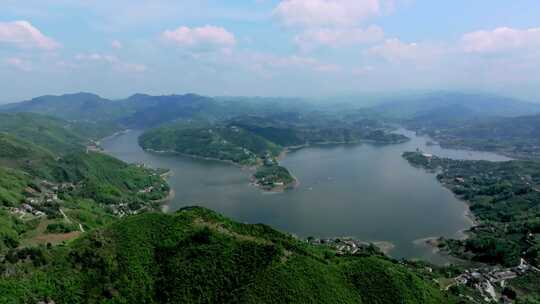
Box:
[1,0,540,102]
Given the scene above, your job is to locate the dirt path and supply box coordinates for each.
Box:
[60,208,84,232]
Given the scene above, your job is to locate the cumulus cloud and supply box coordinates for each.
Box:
[75,53,147,73]
[367,38,446,66]
[462,27,540,54]
[0,20,60,50]
[274,0,381,28]
[294,25,384,50]
[161,25,236,52]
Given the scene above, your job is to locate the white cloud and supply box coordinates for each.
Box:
[368,38,420,62]
[462,27,540,54]
[274,0,381,28]
[367,38,445,66]
[0,20,60,50]
[294,25,384,50]
[75,53,147,73]
[5,57,32,71]
[161,25,236,52]
[111,40,123,49]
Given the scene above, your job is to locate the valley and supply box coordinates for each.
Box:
[1,91,540,303]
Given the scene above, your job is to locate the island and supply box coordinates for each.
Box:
[252,161,297,192]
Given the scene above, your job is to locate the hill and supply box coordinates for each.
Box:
[0,123,170,255]
[371,92,540,120]
[403,152,540,267]
[119,93,227,128]
[0,92,241,129]
[0,112,119,155]
[0,93,129,122]
[228,115,409,146]
[0,207,454,304]
[410,114,540,159]
[139,121,281,166]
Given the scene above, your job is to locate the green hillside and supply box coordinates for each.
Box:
[403,152,540,267]
[139,122,281,166]
[0,133,55,170]
[0,207,454,304]
[0,112,119,156]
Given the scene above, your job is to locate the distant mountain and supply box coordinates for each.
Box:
[1,93,236,128]
[414,113,540,159]
[372,92,540,120]
[0,92,129,122]
[119,93,225,128]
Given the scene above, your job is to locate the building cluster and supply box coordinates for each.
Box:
[10,181,75,218]
[307,237,377,256]
[452,259,539,303]
[108,202,142,217]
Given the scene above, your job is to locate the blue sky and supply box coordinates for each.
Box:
[1,0,540,102]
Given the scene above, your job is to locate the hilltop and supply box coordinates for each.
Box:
[0,207,454,304]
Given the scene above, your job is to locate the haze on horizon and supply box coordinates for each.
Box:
[1,0,540,102]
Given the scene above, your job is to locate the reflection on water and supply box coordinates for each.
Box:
[102,128,507,264]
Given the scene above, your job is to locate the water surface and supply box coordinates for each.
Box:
[102,129,508,263]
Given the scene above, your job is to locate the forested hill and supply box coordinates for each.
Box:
[0,114,170,265]
[408,114,540,160]
[0,93,232,128]
[0,93,126,122]
[0,112,118,155]
[0,207,454,304]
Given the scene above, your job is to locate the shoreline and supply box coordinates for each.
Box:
[413,172,481,256]
[143,148,260,171]
[144,147,300,194]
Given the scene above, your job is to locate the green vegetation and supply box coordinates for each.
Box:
[0,92,130,122]
[0,112,170,261]
[409,114,540,160]
[509,271,540,303]
[0,207,455,303]
[0,112,119,156]
[45,222,79,234]
[229,115,409,146]
[139,122,281,166]
[253,164,296,191]
[0,167,30,207]
[403,152,540,267]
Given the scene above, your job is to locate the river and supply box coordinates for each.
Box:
[101,128,510,263]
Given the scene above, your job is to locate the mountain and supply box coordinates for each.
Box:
[372,92,540,120]
[0,92,237,128]
[0,92,128,122]
[119,93,226,128]
[0,207,453,303]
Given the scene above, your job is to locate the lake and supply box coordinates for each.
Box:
[102,129,510,263]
